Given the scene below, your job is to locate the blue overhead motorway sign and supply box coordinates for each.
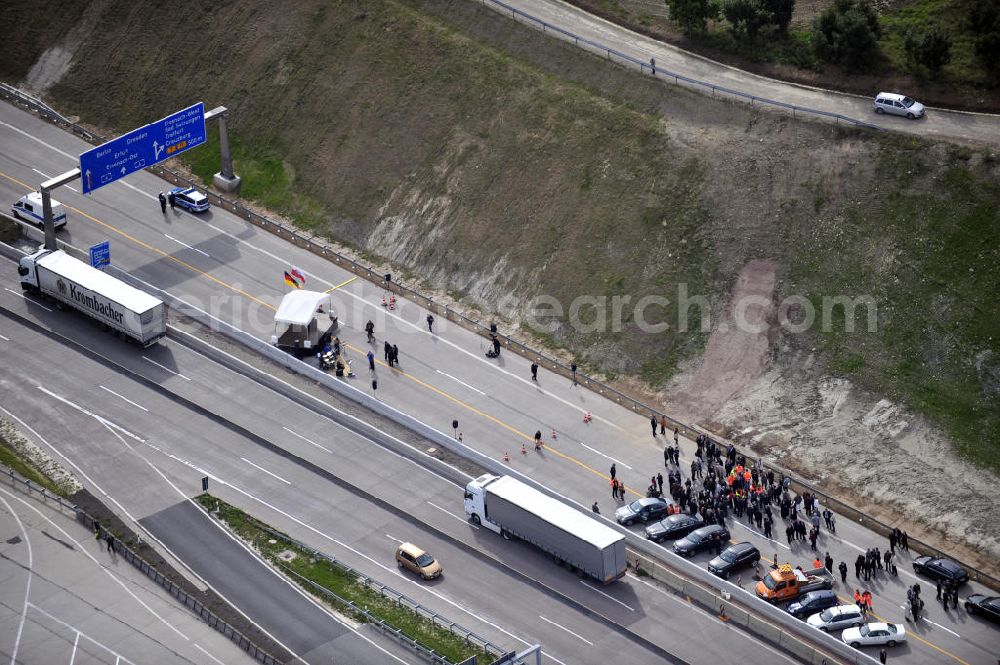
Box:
[89,241,110,268]
[79,102,206,194]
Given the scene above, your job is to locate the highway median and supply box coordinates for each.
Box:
[196,493,502,665]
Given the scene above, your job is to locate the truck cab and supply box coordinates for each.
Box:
[464,474,501,534]
[12,192,67,230]
[270,290,338,358]
[17,253,39,290]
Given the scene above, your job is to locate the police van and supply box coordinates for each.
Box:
[11,192,67,230]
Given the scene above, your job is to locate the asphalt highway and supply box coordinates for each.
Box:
[0,287,802,665]
[1,101,998,665]
[501,0,1000,146]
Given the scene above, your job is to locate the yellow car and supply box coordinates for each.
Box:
[395,543,442,580]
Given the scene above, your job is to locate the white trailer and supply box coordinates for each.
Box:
[17,249,166,347]
[464,474,627,584]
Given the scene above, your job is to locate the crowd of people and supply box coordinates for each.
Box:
[604,425,935,637]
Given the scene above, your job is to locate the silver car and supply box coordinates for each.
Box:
[873,92,925,119]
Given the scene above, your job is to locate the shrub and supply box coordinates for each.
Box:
[667,0,719,36]
[722,0,768,37]
[969,1,1000,78]
[762,0,795,33]
[904,28,952,75]
[811,0,882,71]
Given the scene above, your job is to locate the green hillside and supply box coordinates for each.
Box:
[3,0,998,471]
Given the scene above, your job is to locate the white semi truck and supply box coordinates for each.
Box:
[464,474,627,584]
[17,248,167,347]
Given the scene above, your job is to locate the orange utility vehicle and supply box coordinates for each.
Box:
[755,564,833,603]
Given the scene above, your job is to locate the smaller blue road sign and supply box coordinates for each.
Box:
[80,103,206,194]
[89,241,110,269]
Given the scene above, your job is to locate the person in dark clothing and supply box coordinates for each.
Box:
[384,341,392,364]
[492,336,501,356]
[936,579,943,600]
[879,648,887,664]
[656,473,663,494]
[168,191,176,208]
[392,344,399,367]
[855,554,865,579]
[901,531,909,551]
[839,560,848,583]
[530,362,538,381]
[663,447,669,467]
[650,415,658,436]
[534,430,543,450]
[426,314,434,332]
[610,463,617,481]
[158,191,167,212]
[367,350,375,372]
[592,501,600,514]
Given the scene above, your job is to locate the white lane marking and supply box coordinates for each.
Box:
[0,333,9,341]
[435,369,486,395]
[538,615,593,645]
[6,393,205,589]
[385,534,403,543]
[0,120,77,160]
[99,385,149,412]
[193,643,228,665]
[426,501,479,529]
[150,447,561,665]
[922,617,960,638]
[0,494,33,665]
[578,441,632,470]
[32,167,51,178]
[142,356,191,380]
[147,461,411,665]
[0,487,189,642]
[282,426,331,453]
[167,324,468,487]
[823,530,919,582]
[164,234,210,257]
[37,386,146,442]
[99,418,133,450]
[581,581,634,611]
[629,573,801,665]
[733,521,790,550]
[240,457,291,485]
[5,288,53,311]
[24,602,138,665]
[70,630,80,665]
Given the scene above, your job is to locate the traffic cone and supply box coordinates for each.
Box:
[389,295,397,310]
[551,429,558,440]
[381,294,388,308]
[503,451,510,463]
[458,432,463,442]
[583,411,592,423]
[521,443,527,455]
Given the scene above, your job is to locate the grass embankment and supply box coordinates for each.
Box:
[0,215,19,244]
[564,0,999,110]
[788,141,1000,471]
[23,0,998,471]
[0,427,65,496]
[195,494,496,665]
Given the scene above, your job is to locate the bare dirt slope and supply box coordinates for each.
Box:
[2,0,998,569]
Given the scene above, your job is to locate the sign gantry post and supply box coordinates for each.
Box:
[30,103,237,250]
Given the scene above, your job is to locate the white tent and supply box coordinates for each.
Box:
[274,290,332,326]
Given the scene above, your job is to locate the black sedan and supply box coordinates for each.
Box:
[673,524,730,557]
[615,498,669,526]
[708,542,760,579]
[965,595,1000,623]
[645,514,702,543]
[912,556,968,584]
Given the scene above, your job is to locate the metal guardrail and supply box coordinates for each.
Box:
[0,466,283,665]
[2,80,996,652]
[477,0,884,131]
[246,522,508,665]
